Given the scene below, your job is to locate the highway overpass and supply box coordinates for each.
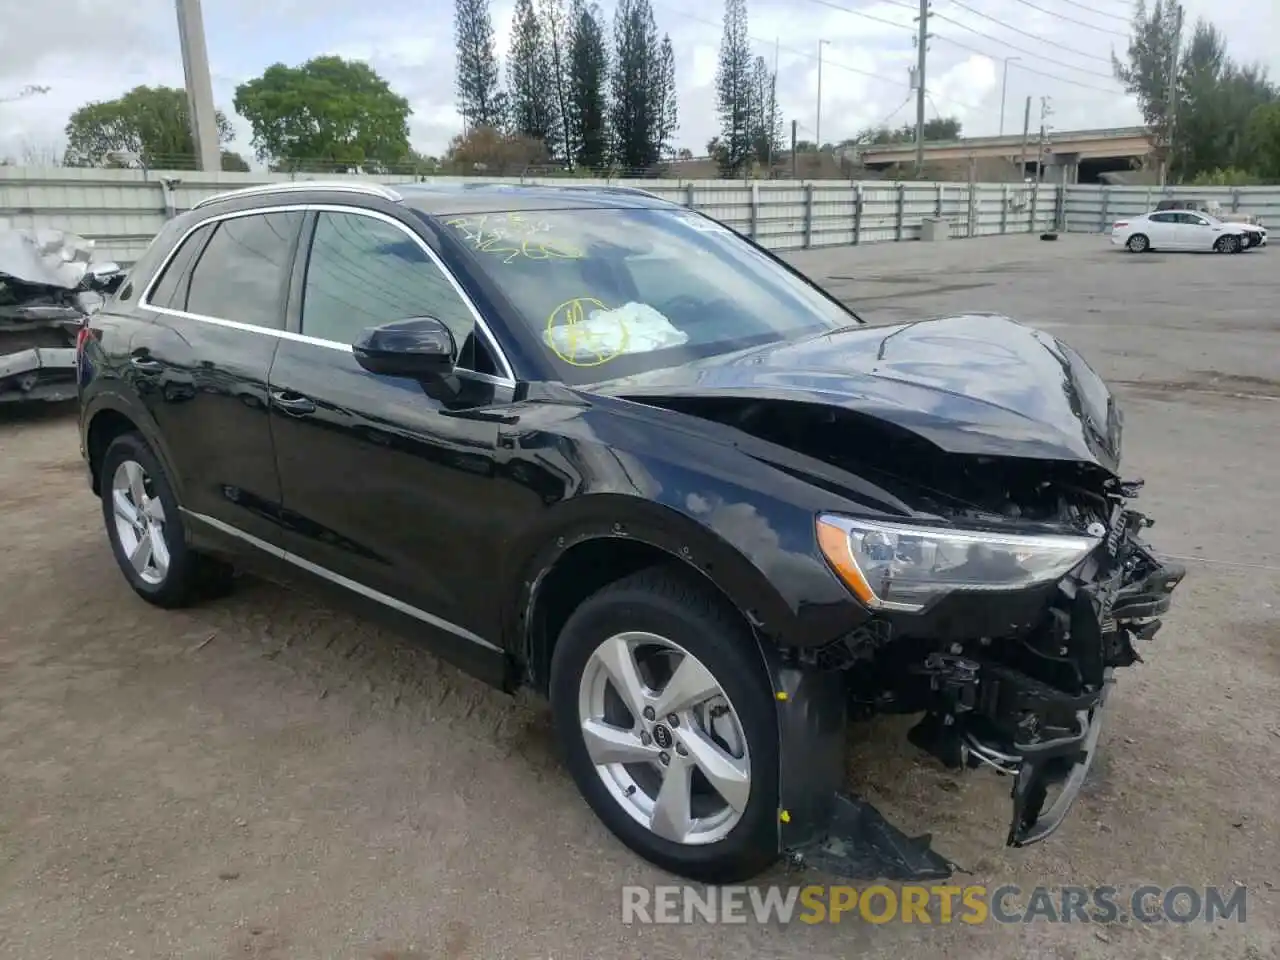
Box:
[857,126,1152,182]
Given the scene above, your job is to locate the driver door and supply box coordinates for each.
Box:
[1174,212,1217,250]
[266,208,516,675]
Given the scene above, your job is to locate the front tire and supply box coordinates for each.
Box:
[1126,233,1149,253]
[549,566,780,883]
[1215,234,1242,254]
[100,432,232,608]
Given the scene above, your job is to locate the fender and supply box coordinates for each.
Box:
[81,387,186,504]
[505,492,862,668]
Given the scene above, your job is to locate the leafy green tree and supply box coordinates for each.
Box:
[610,0,662,172]
[855,117,961,145]
[64,85,233,168]
[220,150,251,171]
[233,56,411,171]
[715,0,752,175]
[455,0,506,130]
[1112,0,1184,169]
[508,0,560,154]
[1245,101,1280,181]
[568,0,610,170]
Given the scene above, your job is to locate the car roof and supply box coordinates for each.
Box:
[188,180,682,220]
[396,182,680,216]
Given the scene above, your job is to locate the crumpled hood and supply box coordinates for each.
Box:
[591,313,1122,473]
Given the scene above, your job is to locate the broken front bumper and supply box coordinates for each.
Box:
[764,543,1186,881]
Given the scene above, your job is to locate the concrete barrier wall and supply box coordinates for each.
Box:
[1,165,1275,266]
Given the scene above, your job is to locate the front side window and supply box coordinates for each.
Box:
[436,207,852,385]
[300,212,477,356]
[185,211,302,329]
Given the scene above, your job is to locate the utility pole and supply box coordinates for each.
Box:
[815,40,829,151]
[1035,96,1053,184]
[913,0,931,177]
[791,119,798,179]
[174,0,221,172]
[998,57,1019,136]
[1018,95,1031,179]
[766,37,779,174]
[1161,2,1184,186]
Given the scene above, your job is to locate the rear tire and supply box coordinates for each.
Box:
[549,565,780,883]
[1126,234,1149,253]
[100,432,233,608]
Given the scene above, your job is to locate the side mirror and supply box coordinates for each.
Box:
[352,316,456,380]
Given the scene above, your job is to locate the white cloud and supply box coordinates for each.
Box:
[0,0,1274,162]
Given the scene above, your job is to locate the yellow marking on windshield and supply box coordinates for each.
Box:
[447,214,584,263]
[546,297,627,367]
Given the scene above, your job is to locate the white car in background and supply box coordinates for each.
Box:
[1111,210,1253,254]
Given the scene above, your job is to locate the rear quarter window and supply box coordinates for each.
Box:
[145,223,214,310]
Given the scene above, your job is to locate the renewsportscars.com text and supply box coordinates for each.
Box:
[620,884,1248,926]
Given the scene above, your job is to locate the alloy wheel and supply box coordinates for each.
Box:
[577,631,752,845]
[111,459,170,586]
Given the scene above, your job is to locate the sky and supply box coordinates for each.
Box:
[0,0,1276,165]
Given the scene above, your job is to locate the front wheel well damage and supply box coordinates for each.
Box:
[86,409,139,494]
[523,537,760,695]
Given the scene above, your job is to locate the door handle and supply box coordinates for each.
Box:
[130,355,163,374]
[270,390,316,415]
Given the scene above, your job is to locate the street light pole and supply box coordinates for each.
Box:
[174,0,221,172]
[999,57,1019,136]
[816,40,829,150]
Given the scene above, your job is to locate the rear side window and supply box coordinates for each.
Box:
[185,211,303,330]
[146,223,213,310]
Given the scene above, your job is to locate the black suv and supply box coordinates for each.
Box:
[78,181,1184,883]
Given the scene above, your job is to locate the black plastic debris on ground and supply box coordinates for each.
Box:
[789,793,956,882]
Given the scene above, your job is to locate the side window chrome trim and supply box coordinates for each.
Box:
[138,202,517,386]
[181,508,503,653]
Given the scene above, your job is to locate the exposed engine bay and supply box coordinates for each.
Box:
[651,395,1186,867]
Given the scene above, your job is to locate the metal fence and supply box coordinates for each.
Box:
[1064,184,1280,233]
[0,166,1062,265]
[1,165,1276,266]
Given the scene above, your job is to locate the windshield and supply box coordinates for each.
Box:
[434,207,855,383]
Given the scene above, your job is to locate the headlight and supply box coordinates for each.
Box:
[815,514,1100,613]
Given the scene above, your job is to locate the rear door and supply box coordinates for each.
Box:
[133,208,305,548]
[1144,212,1179,247]
[266,207,517,671]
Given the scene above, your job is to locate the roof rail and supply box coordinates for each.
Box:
[192,180,403,210]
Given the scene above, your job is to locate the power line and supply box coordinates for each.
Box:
[930,9,1124,81]
[650,0,997,117]
[1057,0,1133,23]
[1003,0,1129,37]
[800,0,917,35]
[937,0,1117,67]
[932,33,1125,93]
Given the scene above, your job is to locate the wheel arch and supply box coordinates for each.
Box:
[83,394,180,500]
[510,495,809,695]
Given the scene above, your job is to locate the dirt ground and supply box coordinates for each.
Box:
[1,234,1277,959]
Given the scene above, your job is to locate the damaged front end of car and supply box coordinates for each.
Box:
[599,313,1187,880]
[769,455,1185,880]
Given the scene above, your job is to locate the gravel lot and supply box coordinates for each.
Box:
[1,233,1277,959]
